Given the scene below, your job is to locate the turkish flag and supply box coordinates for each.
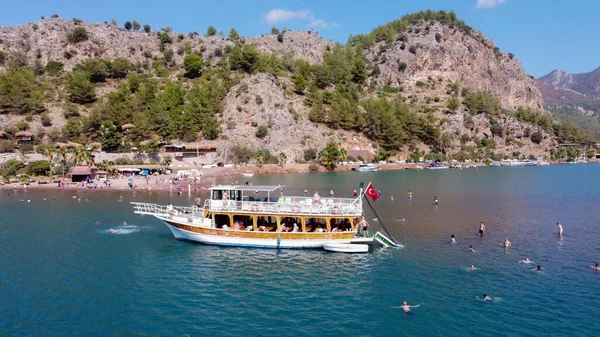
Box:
[365,183,379,201]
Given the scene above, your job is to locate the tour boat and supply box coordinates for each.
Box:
[500,159,534,167]
[241,172,254,177]
[355,164,378,172]
[323,243,369,253]
[131,185,373,249]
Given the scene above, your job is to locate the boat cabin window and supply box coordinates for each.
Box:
[214,214,231,229]
[281,216,302,232]
[232,215,252,230]
[212,189,242,201]
[256,216,277,232]
[330,218,352,232]
[306,218,327,232]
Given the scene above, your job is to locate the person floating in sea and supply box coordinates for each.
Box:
[519,257,533,264]
[469,265,480,271]
[123,221,127,226]
[94,220,100,225]
[109,228,116,233]
[469,245,475,252]
[589,263,600,271]
[392,300,420,315]
[450,234,456,244]
[504,237,512,247]
[478,222,485,236]
[482,294,493,301]
[434,196,439,205]
[557,222,563,236]
[533,265,542,271]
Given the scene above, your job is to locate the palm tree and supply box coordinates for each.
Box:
[57,146,70,179]
[161,155,173,167]
[278,152,287,166]
[339,148,348,162]
[40,145,56,181]
[72,146,86,166]
[83,149,95,167]
[255,150,265,168]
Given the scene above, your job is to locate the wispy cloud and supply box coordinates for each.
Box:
[263,8,338,29]
[476,0,507,9]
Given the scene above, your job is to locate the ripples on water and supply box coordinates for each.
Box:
[1,165,600,336]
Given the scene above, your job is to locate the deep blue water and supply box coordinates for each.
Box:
[1,164,600,336]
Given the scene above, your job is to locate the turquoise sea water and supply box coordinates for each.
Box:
[1,164,600,336]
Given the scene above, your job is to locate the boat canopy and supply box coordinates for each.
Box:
[209,185,285,192]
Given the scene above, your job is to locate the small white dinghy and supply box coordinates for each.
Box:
[323,243,369,253]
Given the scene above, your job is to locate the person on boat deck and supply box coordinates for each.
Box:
[258,225,267,231]
[332,226,339,233]
[232,221,241,230]
[280,223,288,232]
[358,216,369,232]
[312,191,321,204]
[316,225,325,233]
[222,224,230,230]
[167,203,174,212]
[291,223,299,232]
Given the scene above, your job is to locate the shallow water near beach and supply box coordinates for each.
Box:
[1,164,600,336]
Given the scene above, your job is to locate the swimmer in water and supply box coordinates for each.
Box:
[557,222,563,236]
[392,300,420,314]
[478,222,485,236]
[590,263,600,271]
[123,221,127,226]
[519,257,533,264]
[94,220,100,225]
[469,264,480,271]
[503,237,511,247]
[109,228,115,233]
[450,234,456,244]
[533,265,542,271]
[482,294,493,301]
[469,245,475,252]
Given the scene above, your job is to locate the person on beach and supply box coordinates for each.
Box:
[504,237,511,247]
[390,195,394,201]
[408,190,412,198]
[330,189,334,197]
[469,265,480,271]
[479,222,485,236]
[353,190,357,197]
[450,234,456,244]
[392,300,420,314]
[520,258,533,264]
[312,191,321,204]
[434,196,438,205]
[469,245,475,252]
[557,222,563,235]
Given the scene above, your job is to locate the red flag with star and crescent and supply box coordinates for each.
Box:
[365,183,379,201]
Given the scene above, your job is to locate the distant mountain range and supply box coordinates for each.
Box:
[537,67,600,136]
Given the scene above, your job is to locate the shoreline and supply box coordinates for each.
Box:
[3,160,595,194]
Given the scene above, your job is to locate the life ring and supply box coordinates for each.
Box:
[332,205,340,214]
[292,204,300,213]
[251,203,258,212]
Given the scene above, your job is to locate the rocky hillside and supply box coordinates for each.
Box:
[537,67,600,136]
[0,11,595,164]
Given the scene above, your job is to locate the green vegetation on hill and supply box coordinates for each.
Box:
[0,10,597,162]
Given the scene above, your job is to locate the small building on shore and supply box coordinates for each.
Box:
[161,142,218,163]
[69,166,96,182]
[15,131,34,147]
[114,164,164,177]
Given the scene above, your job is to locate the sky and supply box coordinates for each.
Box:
[1,0,598,77]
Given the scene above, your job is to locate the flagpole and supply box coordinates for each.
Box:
[362,185,397,245]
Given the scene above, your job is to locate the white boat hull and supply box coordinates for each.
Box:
[164,222,353,249]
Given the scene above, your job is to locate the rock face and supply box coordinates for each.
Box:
[218,73,373,162]
[0,16,558,160]
[246,30,333,64]
[366,22,543,110]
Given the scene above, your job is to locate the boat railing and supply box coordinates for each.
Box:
[131,202,204,218]
[204,196,363,216]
